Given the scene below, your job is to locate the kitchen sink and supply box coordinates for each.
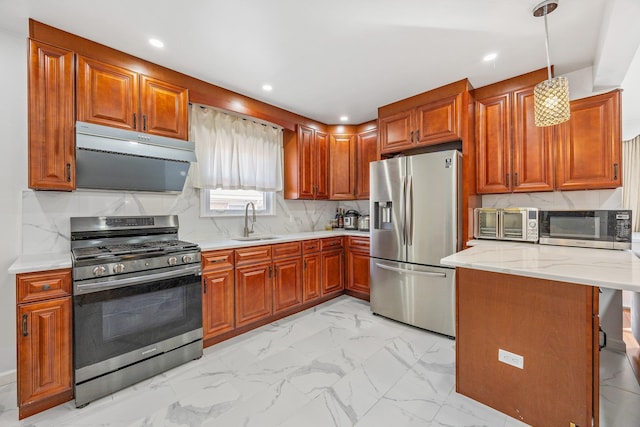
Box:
[232,236,279,241]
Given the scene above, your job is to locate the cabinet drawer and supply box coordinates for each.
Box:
[348,236,370,252]
[321,237,344,251]
[235,245,272,266]
[303,239,321,254]
[272,242,302,260]
[202,250,234,271]
[17,269,71,304]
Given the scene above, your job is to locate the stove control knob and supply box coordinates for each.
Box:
[182,255,193,263]
[92,266,106,277]
[113,263,126,274]
[167,256,178,266]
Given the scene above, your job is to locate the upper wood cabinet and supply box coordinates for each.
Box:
[76,55,189,140]
[476,84,554,194]
[379,93,463,154]
[355,128,378,199]
[556,90,622,190]
[28,40,75,191]
[329,134,356,200]
[284,125,329,200]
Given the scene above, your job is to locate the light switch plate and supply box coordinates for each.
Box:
[498,349,524,369]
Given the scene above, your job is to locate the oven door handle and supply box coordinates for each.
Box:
[74,264,202,295]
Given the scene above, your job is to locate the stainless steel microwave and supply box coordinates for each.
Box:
[539,210,632,250]
[474,207,539,242]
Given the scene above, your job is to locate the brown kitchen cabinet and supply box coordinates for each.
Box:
[329,133,356,200]
[321,237,345,295]
[355,127,378,199]
[379,93,463,154]
[76,55,189,140]
[272,242,303,314]
[345,236,370,300]
[475,68,554,194]
[234,246,273,328]
[284,124,329,199]
[456,268,599,427]
[302,239,322,302]
[556,90,622,190]
[16,269,73,419]
[28,40,75,190]
[201,250,235,340]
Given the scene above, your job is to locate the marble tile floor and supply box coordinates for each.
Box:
[1,295,639,427]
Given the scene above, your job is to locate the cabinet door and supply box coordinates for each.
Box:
[28,40,75,190]
[303,253,321,302]
[556,90,622,190]
[76,55,138,131]
[297,125,315,199]
[273,258,302,314]
[511,87,554,192]
[347,249,370,296]
[355,129,378,199]
[415,94,461,146]
[202,269,235,339]
[18,297,72,419]
[476,93,512,193]
[235,262,273,327]
[315,131,330,199]
[329,134,356,200]
[321,249,344,295]
[140,75,189,140]
[379,110,414,154]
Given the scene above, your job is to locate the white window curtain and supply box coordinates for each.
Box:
[190,105,283,191]
[622,134,640,231]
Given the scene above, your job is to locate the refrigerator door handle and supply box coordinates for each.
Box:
[407,175,414,246]
[374,262,447,278]
[402,175,407,246]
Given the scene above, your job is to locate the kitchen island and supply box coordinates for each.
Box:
[441,241,640,427]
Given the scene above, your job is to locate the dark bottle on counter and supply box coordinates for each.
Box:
[338,208,344,228]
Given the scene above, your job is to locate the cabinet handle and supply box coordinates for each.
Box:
[410,131,414,142]
[274,266,277,277]
[203,279,207,294]
[269,266,273,278]
[614,163,619,180]
[514,172,519,187]
[143,115,147,131]
[66,163,71,182]
[22,314,28,337]
[133,112,137,129]
[505,173,510,187]
[304,260,307,269]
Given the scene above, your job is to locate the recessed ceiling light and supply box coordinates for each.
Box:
[149,38,164,48]
[483,52,498,62]
[262,84,273,92]
[339,115,349,122]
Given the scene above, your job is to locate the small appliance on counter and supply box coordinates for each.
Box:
[474,207,539,242]
[358,214,370,231]
[343,209,360,230]
[539,209,632,250]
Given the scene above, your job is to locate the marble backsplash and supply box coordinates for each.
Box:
[481,188,623,210]
[20,176,340,255]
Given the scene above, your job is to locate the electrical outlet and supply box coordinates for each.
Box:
[498,349,524,369]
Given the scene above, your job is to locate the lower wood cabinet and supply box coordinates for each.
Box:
[235,261,273,328]
[202,250,235,340]
[16,269,73,419]
[272,242,303,314]
[321,237,345,295]
[302,240,322,302]
[346,236,370,299]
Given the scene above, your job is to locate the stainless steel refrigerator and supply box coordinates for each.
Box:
[369,150,461,337]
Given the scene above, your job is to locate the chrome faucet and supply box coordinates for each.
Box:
[243,201,256,237]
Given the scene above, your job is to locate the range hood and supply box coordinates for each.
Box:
[75,121,196,192]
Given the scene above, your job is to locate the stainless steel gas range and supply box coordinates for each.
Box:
[70,215,203,407]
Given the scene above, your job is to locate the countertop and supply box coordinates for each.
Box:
[8,230,370,274]
[441,240,640,292]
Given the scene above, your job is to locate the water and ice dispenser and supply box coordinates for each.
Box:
[373,201,393,230]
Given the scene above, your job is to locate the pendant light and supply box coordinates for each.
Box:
[533,0,570,127]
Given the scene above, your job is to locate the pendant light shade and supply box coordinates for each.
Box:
[533,0,570,127]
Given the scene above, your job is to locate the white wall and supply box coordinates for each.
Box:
[0,29,27,378]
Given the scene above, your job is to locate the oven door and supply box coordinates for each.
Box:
[474,209,499,239]
[500,209,528,240]
[73,267,202,383]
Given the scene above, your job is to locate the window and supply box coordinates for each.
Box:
[201,188,275,217]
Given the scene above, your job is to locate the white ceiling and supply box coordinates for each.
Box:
[1,0,639,128]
